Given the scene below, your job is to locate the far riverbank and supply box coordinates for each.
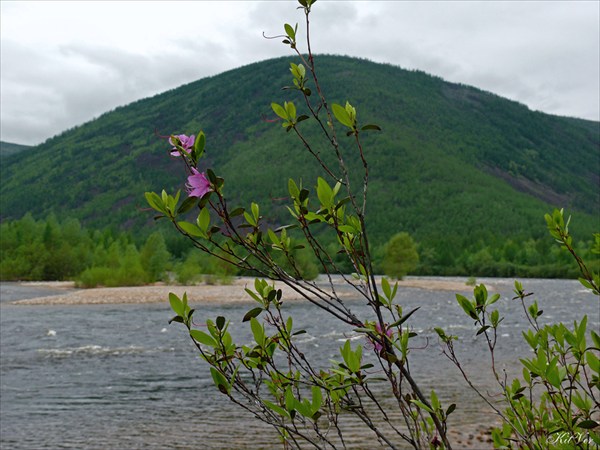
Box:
[5,276,484,306]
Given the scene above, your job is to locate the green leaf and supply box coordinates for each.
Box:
[206,169,218,184]
[476,325,491,336]
[331,103,354,128]
[229,207,245,217]
[382,351,398,364]
[434,327,447,339]
[474,284,487,307]
[316,177,334,207]
[288,178,300,198]
[243,211,257,227]
[284,23,295,40]
[168,190,180,214]
[299,188,309,203]
[250,317,265,346]
[490,309,500,327]
[486,293,500,307]
[410,399,434,414]
[577,315,588,343]
[271,102,288,120]
[353,327,372,334]
[381,277,391,299]
[296,400,312,419]
[190,329,217,347]
[400,331,410,360]
[430,390,440,411]
[521,330,539,349]
[251,202,260,221]
[267,229,280,246]
[579,277,594,291]
[266,289,277,302]
[577,419,599,429]
[245,288,263,304]
[197,207,210,232]
[210,367,230,395]
[311,386,322,413]
[168,292,184,316]
[546,365,562,388]
[491,428,509,448]
[194,130,206,159]
[446,403,456,416]
[263,400,290,419]
[285,101,296,120]
[177,195,198,215]
[290,63,301,80]
[587,350,600,374]
[340,340,361,373]
[361,124,381,131]
[285,387,295,412]
[177,221,205,238]
[242,307,263,322]
[144,192,165,213]
[390,307,420,328]
[592,330,600,349]
[337,224,356,233]
[456,294,478,320]
[520,358,540,376]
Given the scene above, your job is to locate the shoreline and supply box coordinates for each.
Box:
[8,276,479,306]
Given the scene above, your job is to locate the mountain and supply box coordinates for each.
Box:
[1,55,598,263]
[0,141,31,158]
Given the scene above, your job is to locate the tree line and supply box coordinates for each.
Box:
[1,214,595,286]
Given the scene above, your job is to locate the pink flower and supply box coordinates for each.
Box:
[186,168,211,198]
[169,134,195,157]
[374,323,393,352]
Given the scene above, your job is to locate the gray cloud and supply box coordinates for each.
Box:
[1,1,598,146]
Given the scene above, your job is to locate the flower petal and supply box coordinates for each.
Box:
[186,169,211,198]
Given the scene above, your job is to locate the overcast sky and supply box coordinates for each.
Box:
[1,1,598,146]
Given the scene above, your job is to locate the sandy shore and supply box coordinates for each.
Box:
[9,276,477,306]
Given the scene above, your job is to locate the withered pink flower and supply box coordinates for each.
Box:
[169,134,195,157]
[374,323,393,352]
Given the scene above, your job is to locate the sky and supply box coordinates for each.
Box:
[1,1,599,146]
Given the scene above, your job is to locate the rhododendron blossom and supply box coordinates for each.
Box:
[186,168,211,198]
[170,134,195,157]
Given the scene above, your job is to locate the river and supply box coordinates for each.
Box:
[0,278,597,449]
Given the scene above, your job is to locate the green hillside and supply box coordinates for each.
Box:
[0,141,31,158]
[1,55,598,273]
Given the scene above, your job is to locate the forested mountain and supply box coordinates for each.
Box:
[1,55,598,272]
[0,141,31,158]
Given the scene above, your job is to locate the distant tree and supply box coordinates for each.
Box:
[381,232,419,279]
[116,244,147,286]
[465,246,496,276]
[140,231,171,282]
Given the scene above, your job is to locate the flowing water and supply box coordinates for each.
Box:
[1,278,597,449]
